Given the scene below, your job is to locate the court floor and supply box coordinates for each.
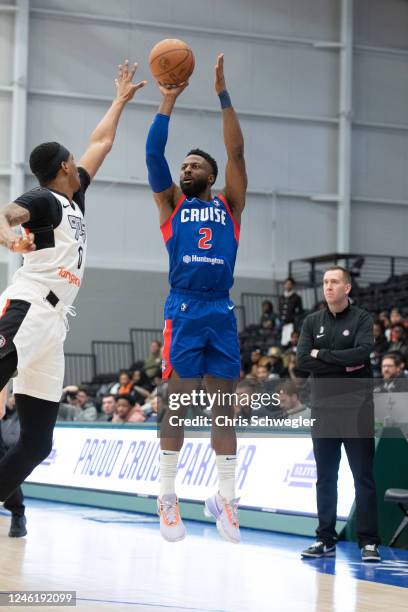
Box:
[0,500,407,611]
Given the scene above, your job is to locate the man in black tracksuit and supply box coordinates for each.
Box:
[296,266,381,562]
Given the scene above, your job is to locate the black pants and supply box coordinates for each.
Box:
[312,436,380,548]
[0,435,25,516]
[0,350,59,503]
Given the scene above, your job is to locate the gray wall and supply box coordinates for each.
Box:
[0,0,408,352]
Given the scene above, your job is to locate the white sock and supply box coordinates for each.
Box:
[159,450,179,497]
[216,455,237,502]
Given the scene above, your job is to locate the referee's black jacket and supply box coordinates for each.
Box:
[297,302,374,411]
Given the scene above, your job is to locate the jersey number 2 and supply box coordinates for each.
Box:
[198,228,212,250]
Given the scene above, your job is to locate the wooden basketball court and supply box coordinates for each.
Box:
[0,500,407,611]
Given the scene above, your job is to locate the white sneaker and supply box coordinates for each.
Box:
[157,494,186,542]
[204,492,240,543]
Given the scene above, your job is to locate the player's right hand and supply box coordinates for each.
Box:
[8,233,36,253]
[158,81,189,98]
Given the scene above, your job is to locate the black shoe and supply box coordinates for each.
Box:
[9,514,27,538]
[361,544,381,562]
[301,541,336,558]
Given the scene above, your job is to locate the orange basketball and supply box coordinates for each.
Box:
[149,39,195,86]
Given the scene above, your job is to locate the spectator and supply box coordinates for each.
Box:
[278,381,311,420]
[259,300,278,332]
[283,330,300,354]
[233,381,255,419]
[278,277,303,345]
[390,307,403,327]
[256,364,271,384]
[267,347,284,377]
[280,354,299,381]
[131,369,151,401]
[143,340,162,382]
[388,324,408,361]
[245,348,262,377]
[110,370,133,395]
[73,388,98,422]
[98,394,116,422]
[144,394,162,422]
[112,394,145,423]
[370,321,390,377]
[58,386,80,421]
[374,353,407,393]
[378,311,392,341]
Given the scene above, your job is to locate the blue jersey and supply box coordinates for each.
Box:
[161,193,240,295]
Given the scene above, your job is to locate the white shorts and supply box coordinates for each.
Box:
[0,282,70,402]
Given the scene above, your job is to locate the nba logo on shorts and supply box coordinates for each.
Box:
[0,335,6,348]
[180,303,188,312]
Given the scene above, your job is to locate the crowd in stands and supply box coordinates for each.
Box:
[55,339,165,424]
[4,278,407,430]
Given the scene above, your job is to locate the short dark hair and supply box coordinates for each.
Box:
[279,380,298,397]
[29,141,70,186]
[325,266,352,284]
[115,393,134,406]
[186,148,218,181]
[284,277,295,285]
[382,353,402,367]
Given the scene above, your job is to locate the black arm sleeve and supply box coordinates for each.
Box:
[297,316,346,374]
[317,311,374,367]
[15,189,62,229]
[72,167,91,215]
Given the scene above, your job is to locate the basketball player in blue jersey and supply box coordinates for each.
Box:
[146,54,247,543]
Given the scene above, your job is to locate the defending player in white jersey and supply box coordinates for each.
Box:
[0,61,146,526]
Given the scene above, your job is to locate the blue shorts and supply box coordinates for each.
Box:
[162,289,240,380]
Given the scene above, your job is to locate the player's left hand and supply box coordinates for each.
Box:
[214,53,227,94]
[115,59,147,103]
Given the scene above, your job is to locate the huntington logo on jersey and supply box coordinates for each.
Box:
[161,193,240,293]
[13,191,87,306]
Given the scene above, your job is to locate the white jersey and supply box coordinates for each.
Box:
[11,168,89,306]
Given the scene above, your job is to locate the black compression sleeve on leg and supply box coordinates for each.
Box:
[0,394,59,501]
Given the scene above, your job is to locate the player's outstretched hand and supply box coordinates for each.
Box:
[115,59,147,103]
[214,53,226,95]
[157,81,189,98]
[8,233,35,253]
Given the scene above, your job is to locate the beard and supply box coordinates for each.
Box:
[180,176,209,198]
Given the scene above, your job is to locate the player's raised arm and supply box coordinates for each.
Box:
[145,83,187,225]
[0,203,35,253]
[79,60,146,180]
[216,54,247,223]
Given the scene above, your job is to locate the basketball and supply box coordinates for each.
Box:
[149,38,195,86]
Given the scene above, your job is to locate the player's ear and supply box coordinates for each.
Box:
[208,174,215,186]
